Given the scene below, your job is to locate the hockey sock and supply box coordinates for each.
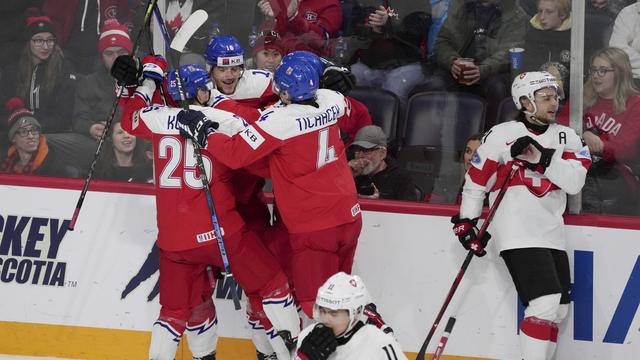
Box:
[149,318,183,360]
[185,298,218,358]
[247,305,275,356]
[520,316,558,360]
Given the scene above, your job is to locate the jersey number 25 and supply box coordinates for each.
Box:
[158,137,213,189]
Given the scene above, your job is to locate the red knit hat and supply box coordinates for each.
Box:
[6,97,41,140]
[98,19,133,54]
[253,30,284,56]
[25,9,56,39]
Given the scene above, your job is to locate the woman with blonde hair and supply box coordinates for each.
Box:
[559,46,640,214]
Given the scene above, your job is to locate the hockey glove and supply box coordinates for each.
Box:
[364,303,394,335]
[296,324,337,360]
[176,110,219,148]
[141,55,168,83]
[321,66,356,95]
[451,215,491,257]
[509,136,555,170]
[111,55,141,86]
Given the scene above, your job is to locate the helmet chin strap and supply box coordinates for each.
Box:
[524,100,547,126]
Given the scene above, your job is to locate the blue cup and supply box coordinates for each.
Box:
[509,48,525,71]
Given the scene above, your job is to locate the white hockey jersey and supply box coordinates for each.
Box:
[460,120,591,252]
[226,69,278,108]
[296,323,408,360]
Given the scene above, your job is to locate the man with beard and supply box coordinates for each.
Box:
[348,125,419,201]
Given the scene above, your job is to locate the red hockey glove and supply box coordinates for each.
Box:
[296,324,337,360]
[509,136,555,170]
[451,215,491,257]
[364,303,394,335]
[141,55,168,83]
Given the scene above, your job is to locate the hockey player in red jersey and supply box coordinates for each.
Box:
[176,52,362,320]
[452,72,591,360]
[120,61,299,360]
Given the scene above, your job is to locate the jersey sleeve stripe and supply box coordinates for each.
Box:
[468,158,499,186]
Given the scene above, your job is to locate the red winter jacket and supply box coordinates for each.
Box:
[42,0,130,47]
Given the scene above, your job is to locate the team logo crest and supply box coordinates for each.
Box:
[304,11,318,21]
[471,152,481,165]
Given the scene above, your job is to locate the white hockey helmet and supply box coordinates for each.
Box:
[313,272,370,334]
[511,71,564,110]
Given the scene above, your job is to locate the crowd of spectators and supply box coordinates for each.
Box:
[0,0,638,216]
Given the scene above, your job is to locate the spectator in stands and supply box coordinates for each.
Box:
[257,0,343,55]
[42,0,131,75]
[348,125,420,201]
[346,2,431,104]
[540,61,570,102]
[251,30,284,73]
[412,0,526,129]
[520,0,633,18]
[429,133,483,204]
[609,0,640,88]
[73,19,132,141]
[1,10,77,134]
[558,47,640,215]
[1,97,73,177]
[94,119,152,182]
[522,0,572,75]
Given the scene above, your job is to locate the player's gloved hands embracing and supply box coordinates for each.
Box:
[296,324,337,360]
[111,55,141,86]
[176,110,218,148]
[321,66,356,95]
[509,136,555,170]
[451,215,491,257]
[141,55,168,83]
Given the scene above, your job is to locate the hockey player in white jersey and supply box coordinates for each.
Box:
[204,35,279,109]
[452,71,592,360]
[295,272,407,360]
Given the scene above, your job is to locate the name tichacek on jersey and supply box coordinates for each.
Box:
[0,215,70,286]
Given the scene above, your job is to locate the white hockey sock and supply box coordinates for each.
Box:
[248,315,275,356]
[262,292,300,339]
[185,316,218,358]
[519,316,558,360]
[149,320,182,360]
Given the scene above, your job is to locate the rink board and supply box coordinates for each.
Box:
[0,178,639,359]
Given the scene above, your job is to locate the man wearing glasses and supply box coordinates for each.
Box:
[348,125,420,201]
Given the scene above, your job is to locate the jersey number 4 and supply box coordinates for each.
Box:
[158,137,213,189]
[316,128,338,169]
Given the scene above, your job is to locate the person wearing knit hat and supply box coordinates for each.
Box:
[0,7,76,135]
[252,30,284,73]
[1,97,70,177]
[72,19,132,141]
[98,19,133,70]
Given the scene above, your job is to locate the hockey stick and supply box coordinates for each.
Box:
[154,6,243,310]
[416,161,521,360]
[68,0,159,231]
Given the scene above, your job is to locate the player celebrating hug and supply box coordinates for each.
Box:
[452,71,591,360]
[120,60,299,360]
[177,52,362,320]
